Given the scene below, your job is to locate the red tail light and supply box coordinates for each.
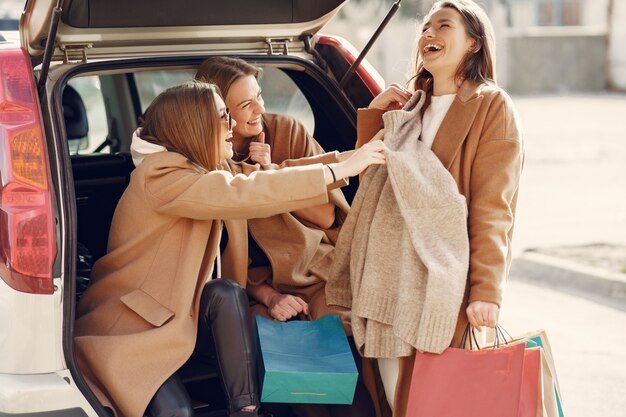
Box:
[0,49,57,294]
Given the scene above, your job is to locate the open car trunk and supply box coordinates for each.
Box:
[22,0,347,62]
[17,0,390,415]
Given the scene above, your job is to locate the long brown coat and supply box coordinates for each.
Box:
[356,81,524,417]
[74,150,342,417]
[221,113,351,324]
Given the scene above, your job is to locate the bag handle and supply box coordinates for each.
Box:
[459,323,512,350]
[459,324,481,350]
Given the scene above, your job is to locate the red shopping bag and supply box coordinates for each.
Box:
[519,347,542,417]
[406,342,526,417]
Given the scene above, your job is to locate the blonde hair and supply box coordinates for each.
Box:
[410,0,496,93]
[195,56,262,100]
[140,81,222,170]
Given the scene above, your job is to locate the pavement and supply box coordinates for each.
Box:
[505,93,626,308]
[494,93,626,417]
[510,253,626,310]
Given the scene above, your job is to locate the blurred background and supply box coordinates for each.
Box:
[2,0,625,416]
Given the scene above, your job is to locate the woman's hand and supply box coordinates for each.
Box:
[268,293,309,322]
[327,139,386,182]
[249,132,271,165]
[466,301,499,331]
[369,83,412,111]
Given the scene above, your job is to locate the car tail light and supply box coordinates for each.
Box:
[0,49,57,294]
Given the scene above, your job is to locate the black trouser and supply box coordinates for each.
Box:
[146,279,260,417]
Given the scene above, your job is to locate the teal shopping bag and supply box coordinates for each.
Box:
[255,314,358,404]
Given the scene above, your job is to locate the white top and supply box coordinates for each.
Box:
[420,94,456,149]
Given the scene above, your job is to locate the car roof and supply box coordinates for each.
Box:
[22,0,348,62]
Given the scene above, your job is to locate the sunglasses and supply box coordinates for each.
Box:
[220,108,232,130]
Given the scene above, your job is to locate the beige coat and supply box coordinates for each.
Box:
[74,150,342,417]
[357,81,524,417]
[221,113,351,323]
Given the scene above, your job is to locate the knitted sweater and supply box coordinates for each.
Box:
[326,91,469,357]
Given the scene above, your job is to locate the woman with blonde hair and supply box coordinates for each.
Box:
[327,1,524,416]
[74,81,385,417]
[194,56,375,417]
[194,56,348,325]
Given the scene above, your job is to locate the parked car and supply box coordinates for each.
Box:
[0,0,386,416]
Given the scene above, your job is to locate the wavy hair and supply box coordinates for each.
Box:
[140,81,222,170]
[195,56,262,100]
[410,0,496,94]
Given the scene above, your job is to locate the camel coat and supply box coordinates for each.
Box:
[74,150,342,417]
[356,81,524,417]
[221,113,351,324]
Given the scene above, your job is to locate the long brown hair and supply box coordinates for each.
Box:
[410,0,496,94]
[140,81,222,170]
[195,56,262,100]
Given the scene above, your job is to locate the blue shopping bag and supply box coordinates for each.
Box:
[255,314,358,404]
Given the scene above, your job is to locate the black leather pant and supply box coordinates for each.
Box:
[145,279,260,417]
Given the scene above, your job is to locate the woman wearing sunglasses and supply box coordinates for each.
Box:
[194,57,350,328]
[74,81,386,417]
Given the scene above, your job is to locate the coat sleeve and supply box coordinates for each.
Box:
[356,108,385,149]
[467,92,524,307]
[143,162,329,220]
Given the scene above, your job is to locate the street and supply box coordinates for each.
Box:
[501,279,626,417]
[511,94,626,255]
[502,93,626,417]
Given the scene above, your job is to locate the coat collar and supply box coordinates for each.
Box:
[430,80,485,169]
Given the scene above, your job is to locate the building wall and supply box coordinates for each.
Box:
[504,27,607,93]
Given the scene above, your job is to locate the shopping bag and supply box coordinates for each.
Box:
[405,342,526,417]
[519,347,542,417]
[255,314,358,404]
[524,335,563,417]
[503,330,564,417]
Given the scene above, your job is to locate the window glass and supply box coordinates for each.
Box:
[66,76,108,154]
[134,70,196,113]
[258,67,315,135]
[134,67,315,135]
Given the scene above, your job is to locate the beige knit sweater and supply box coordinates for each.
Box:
[326,91,470,357]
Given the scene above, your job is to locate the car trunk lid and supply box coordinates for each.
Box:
[21,0,347,63]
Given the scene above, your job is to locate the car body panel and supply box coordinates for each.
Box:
[22,0,347,62]
[0,371,95,416]
[2,1,392,415]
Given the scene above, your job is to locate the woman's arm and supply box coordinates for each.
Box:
[144,141,386,221]
[292,203,336,229]
[466,93,524,328]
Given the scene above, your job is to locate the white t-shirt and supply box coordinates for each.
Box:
[420,94,456,149]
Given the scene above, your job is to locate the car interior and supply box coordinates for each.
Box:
[60,54,367,416]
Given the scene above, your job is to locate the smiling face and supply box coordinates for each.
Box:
[225,74,265,139]
[418,7,475,82]
[214,92,236,161]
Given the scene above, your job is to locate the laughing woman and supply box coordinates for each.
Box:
[195,56,375,417]
[194,57,349,326]
[74,81,385,417]
[327,1,524,416]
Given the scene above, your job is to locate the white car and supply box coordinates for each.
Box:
[0,0,386,415]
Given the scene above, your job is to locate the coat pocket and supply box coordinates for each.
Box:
[120,289,175,327]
